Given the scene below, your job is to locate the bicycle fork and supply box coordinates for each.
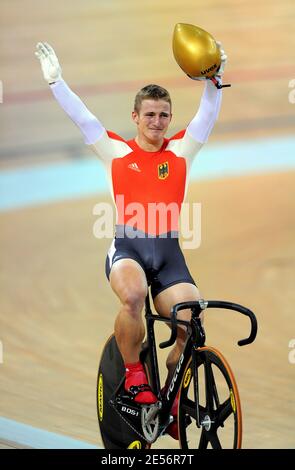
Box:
[191,346,217,433]
[191,347,202,428]
[191,313,206,429]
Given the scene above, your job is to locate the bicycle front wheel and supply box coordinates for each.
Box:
[178,346,242,449]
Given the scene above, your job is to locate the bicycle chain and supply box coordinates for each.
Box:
[110,400,156,444]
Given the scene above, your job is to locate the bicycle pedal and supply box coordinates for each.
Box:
[116,392,136,403]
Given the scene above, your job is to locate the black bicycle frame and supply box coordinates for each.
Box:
[143,293,257,427]
[143,295,204,425]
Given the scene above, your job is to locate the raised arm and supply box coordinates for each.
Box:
[186,79,222,144]
[35,42,104,145]
[168,43,228,163]
[187,42,227,144]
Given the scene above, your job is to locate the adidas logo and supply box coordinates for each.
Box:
[128,162,141,172]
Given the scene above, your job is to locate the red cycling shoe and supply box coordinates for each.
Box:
[125,361,157,404]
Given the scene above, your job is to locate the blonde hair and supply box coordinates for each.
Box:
[134,84,172,113]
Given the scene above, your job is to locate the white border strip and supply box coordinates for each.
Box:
[0,417,101,449]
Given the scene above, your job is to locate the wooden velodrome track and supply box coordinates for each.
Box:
[0,0,295,449]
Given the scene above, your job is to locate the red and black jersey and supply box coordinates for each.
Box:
[90,129,202,235]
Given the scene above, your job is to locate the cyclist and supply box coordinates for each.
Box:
[36,42,227,440]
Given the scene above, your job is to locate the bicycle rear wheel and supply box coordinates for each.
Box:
[97,334,149,449]
[178,346,242,449]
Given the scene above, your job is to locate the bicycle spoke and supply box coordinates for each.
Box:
[198,427,222,449]
[204,358,215,412]
[181,397,198,420]
[179,348,242,450]
[198,428,209,449]
[217,397,233,424]
[211,375,221,409]
[181,395,209,422]
[208,431,222,449]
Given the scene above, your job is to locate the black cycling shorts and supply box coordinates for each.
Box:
[105,226,196,299]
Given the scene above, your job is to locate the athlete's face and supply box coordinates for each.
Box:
[132,99,172,145]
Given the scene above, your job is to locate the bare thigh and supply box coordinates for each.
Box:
[109,258,148,308]
[153,283,203,339]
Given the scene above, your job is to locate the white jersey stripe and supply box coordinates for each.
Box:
[90,130,132,163]
[166,129,203,167]
[107,239,116,271]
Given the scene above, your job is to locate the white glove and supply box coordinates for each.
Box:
[214,41,227,78]
[35,42,62,84]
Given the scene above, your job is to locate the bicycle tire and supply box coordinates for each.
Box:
[178,346,242,449]
[97,334,150,449]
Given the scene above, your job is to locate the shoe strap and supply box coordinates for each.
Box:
[128,384,152,397]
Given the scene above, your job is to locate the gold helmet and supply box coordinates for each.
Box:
[173,23,221,79]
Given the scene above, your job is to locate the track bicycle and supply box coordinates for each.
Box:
[97,292,257,449]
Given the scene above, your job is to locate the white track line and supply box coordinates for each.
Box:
[0,417,101,449]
